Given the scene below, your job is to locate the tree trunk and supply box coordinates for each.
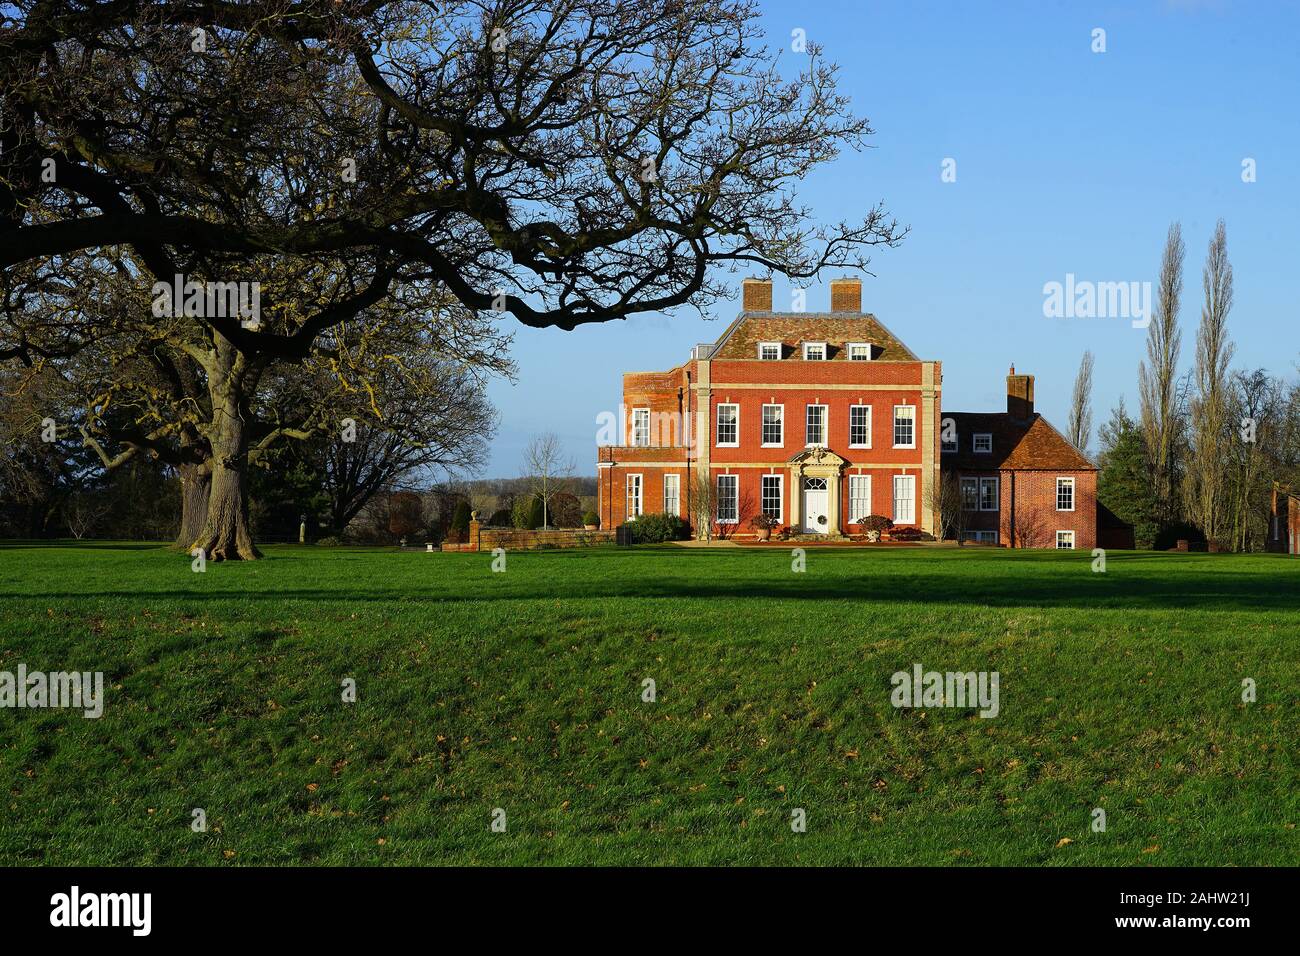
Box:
[174,462,211,551]
[191,389,261,560]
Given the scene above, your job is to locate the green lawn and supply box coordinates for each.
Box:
[0,542,1296,866]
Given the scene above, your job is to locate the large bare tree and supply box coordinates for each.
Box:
[1138,223,1185,525]
[1,0,905,558]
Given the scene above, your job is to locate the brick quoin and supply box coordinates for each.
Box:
[598,281,1111,546]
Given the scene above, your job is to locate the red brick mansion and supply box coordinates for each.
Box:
[597,277,1102,548]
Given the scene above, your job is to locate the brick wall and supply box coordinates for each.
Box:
[1000,470,1096,550]
[443,521,617,551]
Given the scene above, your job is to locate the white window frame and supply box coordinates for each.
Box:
[964,530,997,544]
[973,433,993,454]
[892,405,916,449]
[942,433,958,453]
[960,477,979,512]
[1056,476,1075,512]
[760,474,784,522]
[631,407,650,447]
[893,475,916,524]
[715,403,739,448]
[757,342,782,361]
[805,404,828,447]
[848,474,872,523]
[846,342,872,361]
[802,341,827,361]
[761,404,784,447]
[626,474,643,521]
[717,474,739,524]
[1056,530,1075,550]
[979,477,998,512]
[663,473,680,516]
[849,404,872,448]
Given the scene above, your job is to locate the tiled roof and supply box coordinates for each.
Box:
[942,412,1096,471]
[708,312,918,361]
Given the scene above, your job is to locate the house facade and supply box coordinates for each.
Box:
[941,368,1098,550]
[597,278,941,538]
[597,278,1103,548]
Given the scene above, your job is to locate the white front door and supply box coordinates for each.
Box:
[802,477,829,533]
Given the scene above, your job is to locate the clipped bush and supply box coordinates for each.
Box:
[488,508,512,527]
[316,536,342,547]
[628,512,690,544]
[550,491,583,528]
[527,494,545,529]
[582,510,600,528]
[451,500,472,537]
[511,496,535,530]
[860,514,893,534]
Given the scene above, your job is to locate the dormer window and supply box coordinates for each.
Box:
[758,342,782,361]
[847,342,872,361]
[973,433,993,454]
[802,341,827,361]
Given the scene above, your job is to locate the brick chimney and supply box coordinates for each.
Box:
[1007,364,1035,419]
[742,277,773,312]
[830,277,862,313]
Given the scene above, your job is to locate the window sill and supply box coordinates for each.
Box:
[848,443,871,449]
[760,443,784,448]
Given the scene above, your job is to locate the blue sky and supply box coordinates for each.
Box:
[482,0,1299,476]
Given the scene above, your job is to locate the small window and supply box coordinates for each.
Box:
[632,408,650,447]
[847,342,871,361]
[805,404,827,447]
[849,405,871,448]
[802,342,827,361]
[1056,530,1075,550]
[761,474,783,522]
[973,433,992,454]
[717,474,738,524]
[758,342,782,361]
[893,405,915,449]
[1056,477,1075,511]
[960,477,979,511]
[804,477,828,491]
[964,530,997,544]
[716,403,739,447]
[942,434,958,453]
[761,404,784,446]
[979,477,998,512]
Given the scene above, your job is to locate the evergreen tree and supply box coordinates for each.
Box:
[1098,400,1161,549]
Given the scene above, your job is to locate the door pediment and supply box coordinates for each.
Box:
[788,447,847,471]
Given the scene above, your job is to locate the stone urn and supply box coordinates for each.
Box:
[757,526,772,542]
[866,530,881,543]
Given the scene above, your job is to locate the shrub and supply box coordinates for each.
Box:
[511,496,536,530]
[889,526,926,541]
[527,494,545,529]
[550,491,583,528]
[451,500,472,535]
[388,491,423,538]
[860,514,893,534]
[488,508,512,527]
[628,512,690,544]
[316,536,342,547]
[582,510,600,528]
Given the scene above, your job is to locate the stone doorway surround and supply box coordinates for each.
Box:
[787,447,848,536]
